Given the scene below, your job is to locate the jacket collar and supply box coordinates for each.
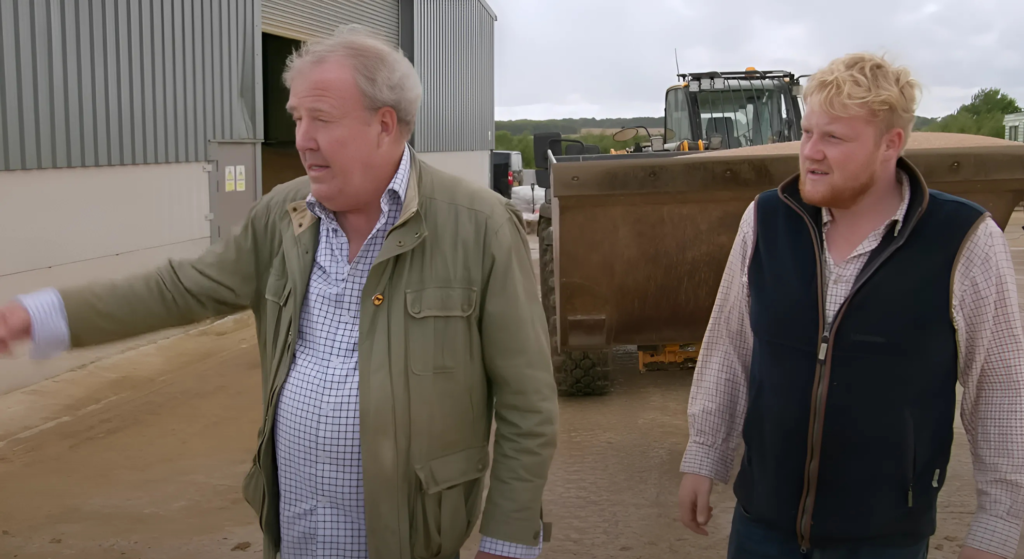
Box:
[777,156,930,242]
[285,145,424,237]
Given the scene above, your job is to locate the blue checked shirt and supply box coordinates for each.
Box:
[19,144,541,559]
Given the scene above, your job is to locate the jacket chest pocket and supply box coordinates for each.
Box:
[406,287,478,374]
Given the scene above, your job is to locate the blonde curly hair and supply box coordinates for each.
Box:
[803,53,922,141]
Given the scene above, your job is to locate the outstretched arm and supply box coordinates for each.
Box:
[0,203,266,356]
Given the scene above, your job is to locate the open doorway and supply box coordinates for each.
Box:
[262,33,307,195]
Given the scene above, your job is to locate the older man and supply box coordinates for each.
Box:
[0,27,557,559]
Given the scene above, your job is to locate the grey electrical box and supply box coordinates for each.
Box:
[207,140,263,244]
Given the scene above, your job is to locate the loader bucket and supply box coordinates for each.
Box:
[549,132,1024,352]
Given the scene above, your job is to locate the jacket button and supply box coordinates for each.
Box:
[373,294,384,306]
[477,462,485,471]
[397,240,404,246]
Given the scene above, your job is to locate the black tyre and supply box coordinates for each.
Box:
[539,208,611,396]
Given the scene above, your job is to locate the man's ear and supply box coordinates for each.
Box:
[883,127,905,158]
[377,107,400,146]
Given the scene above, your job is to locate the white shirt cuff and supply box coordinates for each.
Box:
[478,521,544,558]
[16,288,71,359]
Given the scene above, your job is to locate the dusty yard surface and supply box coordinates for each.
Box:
[1,213,1023,558]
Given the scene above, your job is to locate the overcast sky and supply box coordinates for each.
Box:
[486,0,1024,121]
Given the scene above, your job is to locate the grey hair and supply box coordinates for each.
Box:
[282,25,422,137]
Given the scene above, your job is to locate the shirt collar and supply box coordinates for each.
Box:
[305,143,412,220]
[821,169,911,237]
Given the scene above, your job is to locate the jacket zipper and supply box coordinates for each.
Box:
[783,192,926,551]
[780,194,827,552]
[256,329,295,465]
[252,329,293,531]
[907,413,916,507]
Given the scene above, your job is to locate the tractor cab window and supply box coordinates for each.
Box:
[665,87,694,143]
[694,81,791,148]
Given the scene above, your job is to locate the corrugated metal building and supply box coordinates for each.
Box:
[1006,112,1024,143]
[258,0,498,191]
[0,0,498,394]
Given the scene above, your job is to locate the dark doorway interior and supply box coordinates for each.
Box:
[262,33,306,195]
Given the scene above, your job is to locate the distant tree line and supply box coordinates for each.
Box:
[496,131,652,169]
[921,88,1020,138]
[496,117,663,136]
[912,116,939,130]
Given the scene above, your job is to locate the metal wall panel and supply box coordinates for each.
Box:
[262,0,399,45]
[0,0,259,172]
[413,0,495,153]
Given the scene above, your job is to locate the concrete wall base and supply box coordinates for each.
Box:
[416,150,491,190]
[0,162,211,395]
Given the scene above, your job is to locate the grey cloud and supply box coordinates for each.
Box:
[489,0,1024,119]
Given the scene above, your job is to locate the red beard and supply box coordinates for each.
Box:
[798,172,874,210]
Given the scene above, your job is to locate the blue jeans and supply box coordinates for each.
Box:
[727,506,930,559]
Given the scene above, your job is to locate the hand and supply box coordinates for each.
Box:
[0,301,32,356]
[475,552,507,559]
[958,546,1005,559]
[678,473,714,536]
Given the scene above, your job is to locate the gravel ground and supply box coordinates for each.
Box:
[1,213,1023,558]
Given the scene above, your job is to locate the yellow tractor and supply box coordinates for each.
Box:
[533,70,1024,397]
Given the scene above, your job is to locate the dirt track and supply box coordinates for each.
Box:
[2,214,1024,559]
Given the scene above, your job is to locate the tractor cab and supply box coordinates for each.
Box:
[664,69,805,151]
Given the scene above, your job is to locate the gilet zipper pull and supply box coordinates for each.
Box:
[818,334,830,362]
[908,485,913,507]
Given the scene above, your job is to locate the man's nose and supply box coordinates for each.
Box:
[295,121,317,152]
[801,136,824,161]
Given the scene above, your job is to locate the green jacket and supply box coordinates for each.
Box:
[58,152,559,559]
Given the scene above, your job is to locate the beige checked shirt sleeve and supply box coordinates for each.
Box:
[680,200,1024,558]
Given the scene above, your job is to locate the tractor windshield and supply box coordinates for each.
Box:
[666,79,798,149]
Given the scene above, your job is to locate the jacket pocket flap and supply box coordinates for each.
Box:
[414,445,490,494]
[406,287,478,318]
[265,259,292,305]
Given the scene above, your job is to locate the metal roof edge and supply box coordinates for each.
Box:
[1004,112,1024,124]
[477,0,497,20]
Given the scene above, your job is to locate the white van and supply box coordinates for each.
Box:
[493,150,524,186]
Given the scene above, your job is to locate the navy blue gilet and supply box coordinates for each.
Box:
[734,158,987,548]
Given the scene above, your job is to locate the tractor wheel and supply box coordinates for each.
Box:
[539,209,611,397]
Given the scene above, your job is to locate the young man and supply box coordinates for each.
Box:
[0,27,556,559]
[677,53,1024,559]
